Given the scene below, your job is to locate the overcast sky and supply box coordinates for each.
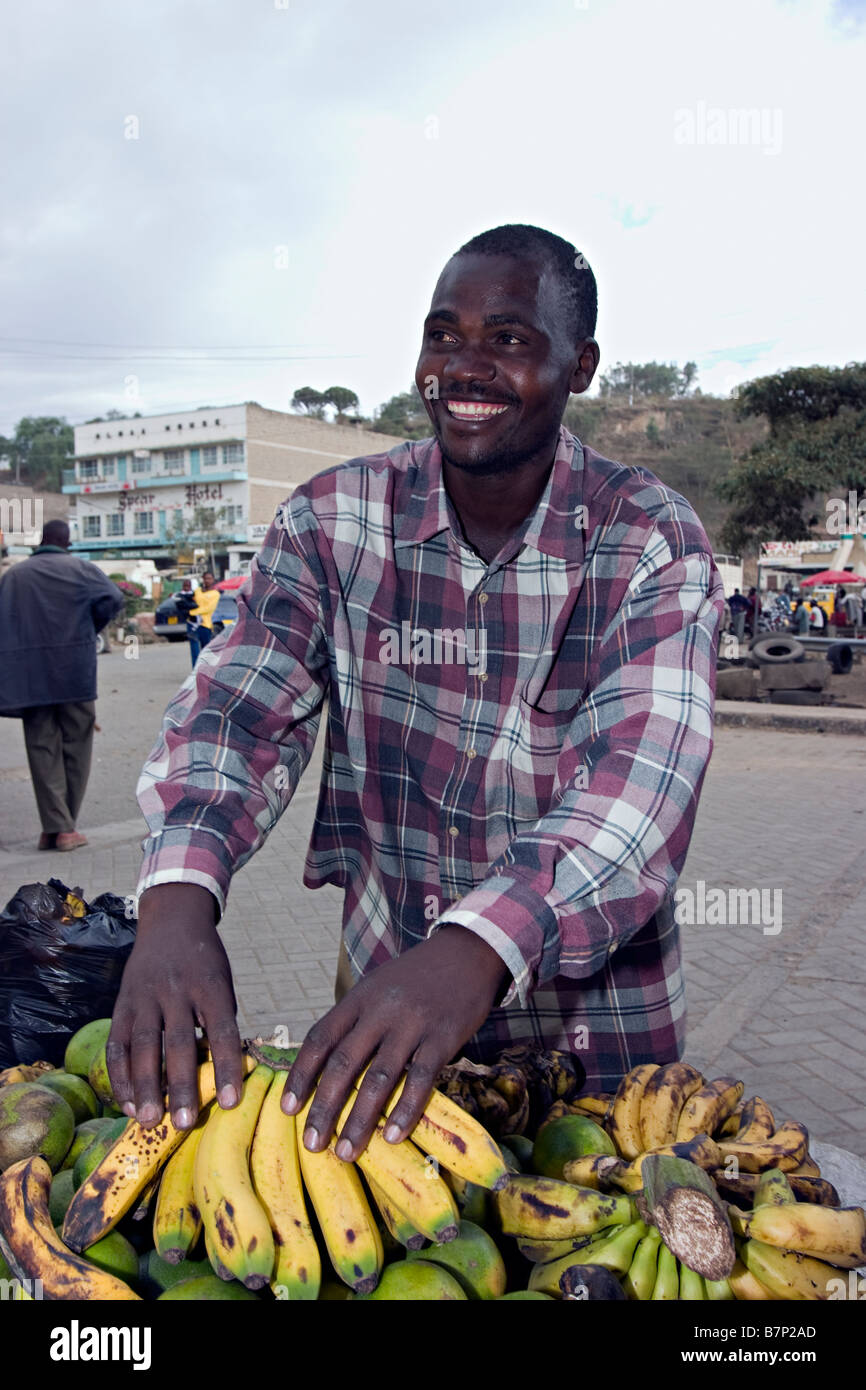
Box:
[1,0,864,436]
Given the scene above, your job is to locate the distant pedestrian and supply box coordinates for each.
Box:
[0,521,124,850]
[185,571,219,667]
[809,599,827,632]
[842,589,864,628]
[793,601,810,637]
[729,587,749,644]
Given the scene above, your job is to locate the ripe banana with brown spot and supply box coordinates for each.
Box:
[675,1077,744,1143]
[741,1239,837,1299]
[0,1156,140,1300]
[337,1097,458,1245]
[608,1064,660,1159]
[380,1078,509,1191]
[496,1174,634,1239]
[193,1063,275,1289]
[600,1134,723,1195]
[639,1062,705,1150]
[732,1202,866,1269]
[296,1097,383,1295]
[718,1121,809,1173]
[152,1108,209,1262]
[733,1095,776,1144]
[249,1071,321,1300]
[717,1101,746,1138]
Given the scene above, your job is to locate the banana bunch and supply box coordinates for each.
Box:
[436,1045,583,1138]
[0,1051,508,1300]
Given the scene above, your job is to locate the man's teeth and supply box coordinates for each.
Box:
[445,401,509,418]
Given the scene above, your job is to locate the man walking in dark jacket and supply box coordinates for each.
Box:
[0,520,124,850]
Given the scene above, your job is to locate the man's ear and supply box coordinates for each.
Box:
[569,339,600,396]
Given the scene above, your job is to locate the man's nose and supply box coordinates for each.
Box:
[443,340,496,385]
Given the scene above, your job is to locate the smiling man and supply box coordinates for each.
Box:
[109,224,724,1162]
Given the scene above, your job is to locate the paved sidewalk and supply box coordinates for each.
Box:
[1,643,864,1156]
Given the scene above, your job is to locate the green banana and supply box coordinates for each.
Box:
[622,1228,661,1300]
[651,1241,679,1300]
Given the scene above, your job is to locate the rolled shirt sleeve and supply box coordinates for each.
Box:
[429,543,723,1008]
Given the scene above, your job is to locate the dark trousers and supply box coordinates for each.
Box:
[21,701,96,834]
[187,624,213,667]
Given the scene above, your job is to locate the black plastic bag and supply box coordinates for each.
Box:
[0,878,136,1068]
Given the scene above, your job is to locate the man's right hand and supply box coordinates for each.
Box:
[107,883,244,1131]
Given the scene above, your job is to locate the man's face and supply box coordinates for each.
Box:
[414,251,597,476]
[202,572,215,589]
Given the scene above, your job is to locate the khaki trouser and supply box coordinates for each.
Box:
[334,938,355,1004]
[21,701,96,834]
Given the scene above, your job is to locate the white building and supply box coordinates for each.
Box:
[64,402,395,575]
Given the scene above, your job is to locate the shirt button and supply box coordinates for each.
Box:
[465,747,477,759]
[608,941,617,956]
[478,592,489,605]
[448,825,459,837]
[476,671,488,681]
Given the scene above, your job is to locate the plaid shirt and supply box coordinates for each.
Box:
[137,425,723,1088]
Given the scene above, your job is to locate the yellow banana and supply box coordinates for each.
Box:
[382,1080,508,1191]
[152,1110,209,1263]
[63,1055,255,1252]
[568,1093,613,1119]
[733,1095,775,1143]
[675,1077,744,1143]
[718,1121,809,1173]
[194,1063,275,1289]
[561,1154,620,1190]
[0,1156,140,1300]
[733,1203,866,1269]
[337,1096,458,1245]
[608,1064,660,1159]
[717,1101,746,1138]
[365,1174,427,1251]
[602,1134,723,1194]
[496,1174,634,1239]
[753,1167,795,1208]
[296,1098,383,1295]
[639,1062,705,1150]
[741,1239,837,1300]
[789,1155,821,1179]
[249,1071,321,1300]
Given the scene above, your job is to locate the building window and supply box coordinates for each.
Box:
[82,515,102,538]
[202,446,219,467]
[133,511,154,535]
[223,442,244,466]
[103,458,116,479]
[106,513,124,537]
[223,504,244,525]
[132,455,151,473]
[162,449,184,472]
[80,460,99,480]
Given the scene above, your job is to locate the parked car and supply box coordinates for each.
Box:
[212,591,238,634]
[154,592,190,641]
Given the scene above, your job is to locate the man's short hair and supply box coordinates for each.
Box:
[455,224,598,344]
[41,519,70,548]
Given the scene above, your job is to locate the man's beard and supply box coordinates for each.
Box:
[440,436,546,478]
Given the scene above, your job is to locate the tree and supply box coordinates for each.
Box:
[167,505,228,571]
[369,384,430,439]
[4,416,74,490]
[322,386,360,422]
[598,361,699,401]
[291,387,326,418]
[716,363,866,552]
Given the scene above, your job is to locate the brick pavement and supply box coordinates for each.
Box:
[1,642,864,1156]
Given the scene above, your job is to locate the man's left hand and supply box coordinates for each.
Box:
[282,926,507,1159]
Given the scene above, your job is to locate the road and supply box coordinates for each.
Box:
[1,639,863,1156]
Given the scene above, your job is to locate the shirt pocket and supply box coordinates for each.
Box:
[497,692,582,822]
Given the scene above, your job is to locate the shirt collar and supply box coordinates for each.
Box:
[394,424,586,563]
[31,545,69,554]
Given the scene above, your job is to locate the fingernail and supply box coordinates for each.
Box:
[174,1107,194,1129]
[139,1102,160,1125]
[384,1123,402,1144]
[218,1085,238,1108]
[303,1126,319,1151]
[335,1138,353,1161]
[282,1090,299,1115]
[122,1101,136,1118]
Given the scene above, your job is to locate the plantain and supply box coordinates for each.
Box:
[639,1062,705,1150]
[675,1077,744,1143]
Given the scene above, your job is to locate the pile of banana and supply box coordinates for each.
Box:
[0,1048,509,1301]
[533,1060,840,1207]
[1,1038,863,1301]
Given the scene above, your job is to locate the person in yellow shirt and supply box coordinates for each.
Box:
[187,571,219,667]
